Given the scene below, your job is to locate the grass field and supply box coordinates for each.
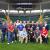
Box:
[0,40,50,50]
[0,31,50,50]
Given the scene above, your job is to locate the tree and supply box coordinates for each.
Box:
[38,15,44,23]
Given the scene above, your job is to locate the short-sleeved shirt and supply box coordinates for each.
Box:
[41,29,48,37]
[8,24,14,32]
[17,24,24,31]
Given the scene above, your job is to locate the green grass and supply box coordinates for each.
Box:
[49,30,50,36]
[0,41,50,50]
[0,30,50,50]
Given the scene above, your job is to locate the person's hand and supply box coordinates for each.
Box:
[42,34,45,37]
[33,36,34,38]
[45,35,47,38]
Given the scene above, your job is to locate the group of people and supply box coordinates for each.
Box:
[0,19,49,44]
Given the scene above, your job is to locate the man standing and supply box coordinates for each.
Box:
[25,21,31,41]
[7,21,14,44]
[1,22,7,43]
[44,21,49,31]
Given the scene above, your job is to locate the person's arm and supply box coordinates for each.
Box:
[11,25,14,32]
[11,29,14,32]
[34,31,36,38]
[40,30,45,37]
[8,25,14,32]
[45,30,48,38]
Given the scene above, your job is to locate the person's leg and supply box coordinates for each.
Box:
[27,31,30,41]
[25,37,28,43]
[12,32,14,41]
[6,31,8,41]
[1,32,5,43]
[36,37,38,43]
[19,36,21,42]
[14,31,17,41]
[21,37,23,44]
[11,32,15,43]
[7,31,11,44]
[0,30,2,35]
[15,32,17,41]
[44,37,48,43]
[18,31,21,42]
[41,36,45,43]
[39,36,42,44]
[29,34,31,42]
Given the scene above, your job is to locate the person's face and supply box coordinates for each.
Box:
[36,22,39,25]
[27,21,30,24]
[32,21,34,24]
[30,28,33,31]
[43,27,45,30]
[23,21,26,23]
[8,20,12,25]
[20,21,22,23]
[3,22,5,25]
[40,22,42,25]
[17,20,19,23]
[44,21,47,24]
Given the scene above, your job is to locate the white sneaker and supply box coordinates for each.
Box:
[7,43,10,44]
[12,41,13,43]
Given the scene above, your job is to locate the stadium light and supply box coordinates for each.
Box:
[26,10,31,14]
[43,9,50,13]
[0,9,5,13]
[19,10,24,13]
[1,9,50,14]
[6,10,18,14]
[2,10,5,13]
[10,10,18,13]
[16,3,32,5]
[31,10,42,13]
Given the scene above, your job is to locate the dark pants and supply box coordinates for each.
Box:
[30,34,35,42]
[30,37,35,42]
[14,30,17,41]
[1,31,6,42]
[42,36,48,43]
